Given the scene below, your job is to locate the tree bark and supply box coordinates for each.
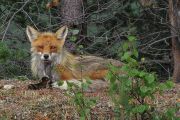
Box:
[169,0,180,83]
[60,0,84,26]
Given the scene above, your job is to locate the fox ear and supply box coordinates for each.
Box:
[55,26,68,40]
[26,26,39,42]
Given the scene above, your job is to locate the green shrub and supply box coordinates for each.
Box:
[66,80,97,120]
[107,35,177,120]
[0,41,30,79]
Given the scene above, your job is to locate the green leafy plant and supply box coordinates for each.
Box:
[65,80,97,120]
[152,107,180,120]
[107,35,176,120]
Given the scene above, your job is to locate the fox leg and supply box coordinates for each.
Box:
[28,63,53,90]
[41,63,62,88]
[44,63,53,88]
[28,77,50,90]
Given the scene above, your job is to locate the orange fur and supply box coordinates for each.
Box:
[56,65,75,80]
[26,26,123,82]
[56,65,108,80]
[32,33,64,54]
[46,0,60,9]
[88,70,108,80]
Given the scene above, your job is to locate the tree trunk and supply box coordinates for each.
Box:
[169,0,180,83]
[59,0,87,54]
[60,0,84,26]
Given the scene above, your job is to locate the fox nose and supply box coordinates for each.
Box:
[44,54,49,60]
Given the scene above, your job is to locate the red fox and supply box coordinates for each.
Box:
[26,26,123,89]
[46,0,60,9]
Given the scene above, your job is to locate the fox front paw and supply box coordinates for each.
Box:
[28,77,52,90]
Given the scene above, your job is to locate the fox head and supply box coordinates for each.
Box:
[26,26,68,63]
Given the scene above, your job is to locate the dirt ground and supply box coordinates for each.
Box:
[0,79,179,120]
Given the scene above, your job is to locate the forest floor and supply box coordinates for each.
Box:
[0,79,179,120]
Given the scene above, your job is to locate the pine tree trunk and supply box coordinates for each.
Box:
[59,0,87,40]
[169,0,180,83]
[60,0,84,26]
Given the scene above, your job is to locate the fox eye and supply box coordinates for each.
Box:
[38,46,44,49]
[50,46,57,49]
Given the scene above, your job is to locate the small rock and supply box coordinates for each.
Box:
[3,84,15,90]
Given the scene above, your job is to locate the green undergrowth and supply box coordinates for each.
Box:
[107,35,178,120]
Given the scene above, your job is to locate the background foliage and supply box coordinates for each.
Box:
[0,0,171,80]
